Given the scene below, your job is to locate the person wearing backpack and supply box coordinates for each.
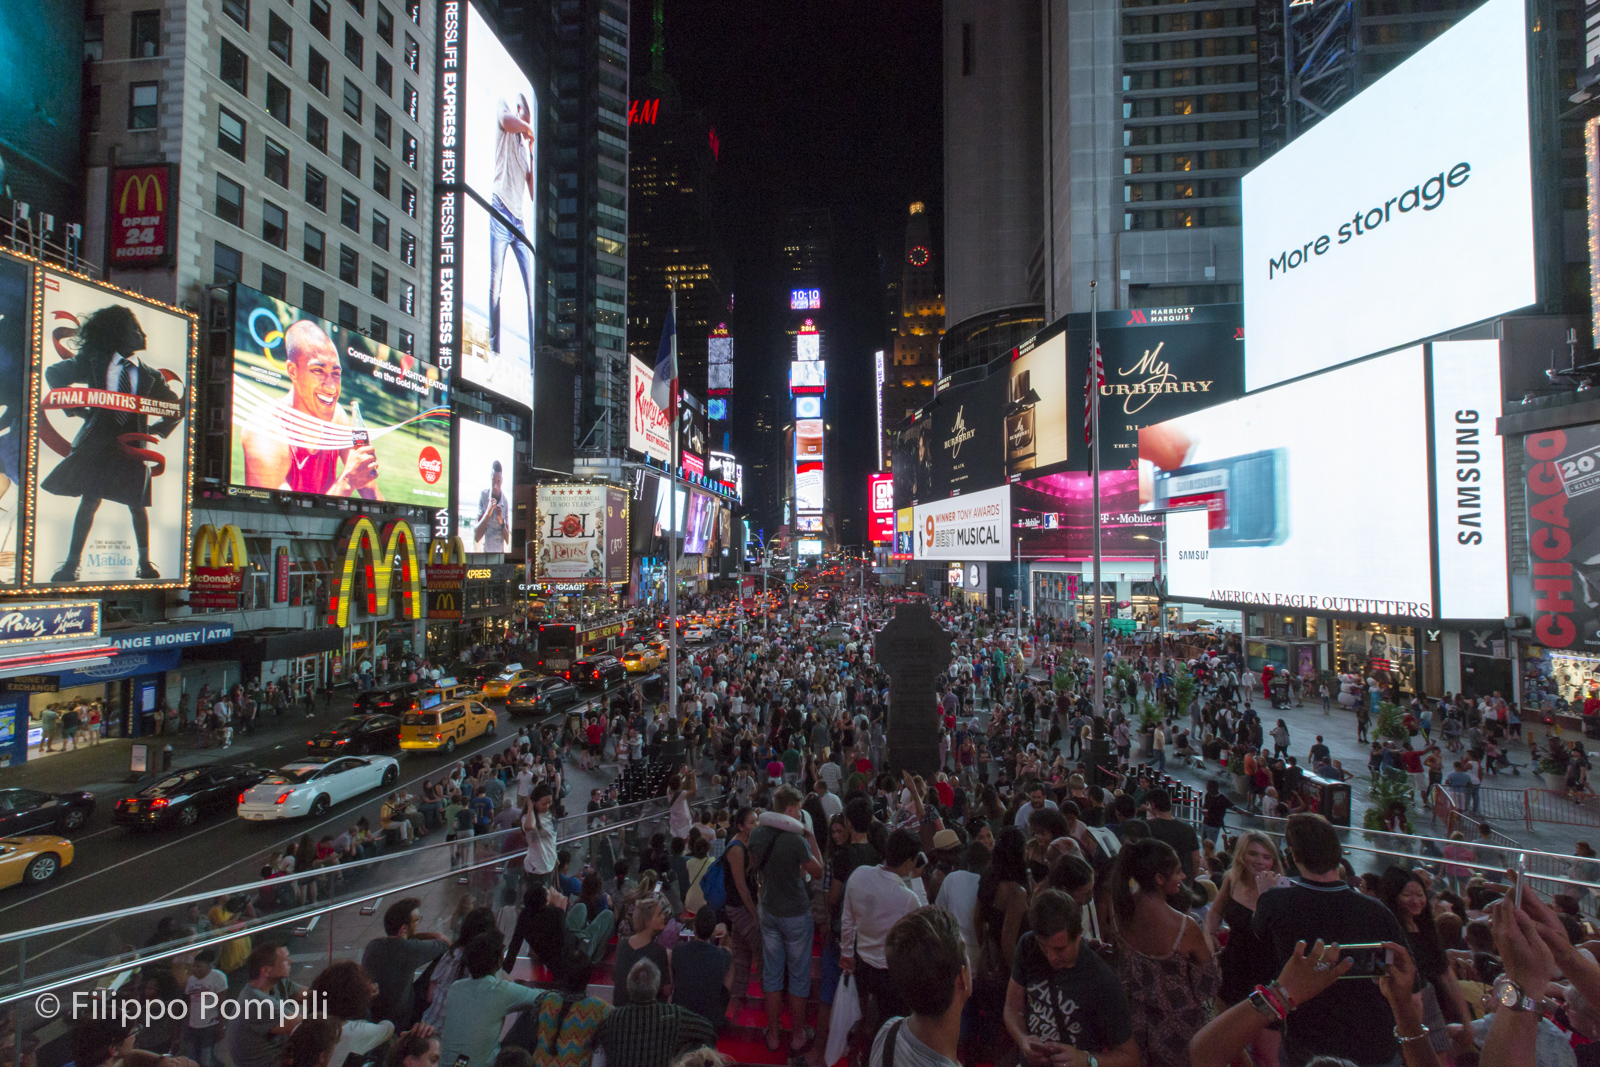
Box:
[718,807,762,1009]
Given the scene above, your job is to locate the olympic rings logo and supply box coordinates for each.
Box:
[248,307,286,351]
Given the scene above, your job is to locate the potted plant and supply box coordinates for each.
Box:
[1228,751,1251,798]
[1363,771,1416,836]
[1537,757,1566,791]
[1374,702,1409,744]
[1136,700,1162,754]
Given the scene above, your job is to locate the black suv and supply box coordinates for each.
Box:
[567,656,624,689]
[351,681,422,715]
[506,676,581,716]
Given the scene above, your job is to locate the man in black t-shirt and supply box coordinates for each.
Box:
[1200,780,1230,846]
[1253,813,1406,1067]
[1004,890,1136,1067]
[1144,789,1202,880]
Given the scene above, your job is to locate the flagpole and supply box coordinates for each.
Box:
[668,287,679,733]
[1090,281,1104,725]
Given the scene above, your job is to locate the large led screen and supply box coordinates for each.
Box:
[1007,331,1069,477]
[653,477,686,536]
[790,360,826,394]
[1241,0,1534,390]
[461,195,533,407]
[1014,471,1162,560]
[32,268,194,588]
[628,356,671,463]
[533,483,606,582]
[868,472,894,544]
[1139,349,1435,617]
[232,286,450,506]
[796,461,825,511]
[913,482,1010,562]
[0,253,30,586]
[684,491,715,555]
[1432,340,1507,619]
[928,369,1006,498]
[456,419,515,553]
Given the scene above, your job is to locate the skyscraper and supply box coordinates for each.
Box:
[882,203,944,466]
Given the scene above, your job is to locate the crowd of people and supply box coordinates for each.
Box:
[51,589,1600,1067]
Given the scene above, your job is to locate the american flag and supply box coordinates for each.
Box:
[1084,340,1104,446]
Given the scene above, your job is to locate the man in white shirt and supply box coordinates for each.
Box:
[932,844,985,960]
[816,776,843,821]
[1012,785,1059,829]
[841,829,924,1021]
[488,94,535,359]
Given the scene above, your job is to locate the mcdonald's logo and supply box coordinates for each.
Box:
[327,517,423,628]
[119,172,165,214]
[193,524,248,571]
[428,537,467,565]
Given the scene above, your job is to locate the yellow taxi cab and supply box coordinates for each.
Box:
[620,648,661,673]
[421,677,477,704]
[479,666,538,700]
[400,699,498,755]
[0,835,74,888]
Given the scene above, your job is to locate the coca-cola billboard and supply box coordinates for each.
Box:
[628,356,670,463]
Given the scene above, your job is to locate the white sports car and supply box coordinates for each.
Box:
[237,755,400,821]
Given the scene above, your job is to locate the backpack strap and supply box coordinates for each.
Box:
[882,1018,905,1067]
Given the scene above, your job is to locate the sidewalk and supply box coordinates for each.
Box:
[1,693,365,798]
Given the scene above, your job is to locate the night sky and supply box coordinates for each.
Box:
[631,0,944,545]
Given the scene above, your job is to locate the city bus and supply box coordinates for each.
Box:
[536,620,629,674]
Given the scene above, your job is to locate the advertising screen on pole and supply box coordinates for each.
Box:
[434,2,538,408]
[231,286,451,507]
[868,472,894,544]
[30,268,195,589]
[1138,345,1507,619]
[456,419,514,553]
[913,482,1010,562]
[0,253,30,586]
[533,484,606,582]
[1240,0,1534,391]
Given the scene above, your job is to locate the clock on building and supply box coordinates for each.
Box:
[907,245,929,267]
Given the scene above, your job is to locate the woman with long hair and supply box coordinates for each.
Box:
[967,825,1031,1062]
[1378,866,1471,1043]
[1108,839,1219,1067]
[1202,831,1286,1067]
[420,905,498,1028]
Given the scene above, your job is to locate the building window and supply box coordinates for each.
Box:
[129,81,158,129]
[376,4,394,43]
[303,283,325,316]
[214,241,243,283]
[217,107,246,160]
[369,315,387,343]
[372,159,390,198]
[401,131,417,169]
[403,82,417,120]
[260,264,287,299]
[347,0,365,15]
[340,190,360,231]
[264,137,289,186]
[344,24,364,68]
[308,49,329,94]
[404,34,418,72]
[372,210,390,250]
[268,11,292,61]
[342,79,362,120]
[266,74,290,123]
[405,0,419,24]
[398,328,414,354]
[131,10,161,57]
[400,230,415,266]
[400,281,414,315]
[338,300,359,329]
[374,108,391,146]
[341,133,361,174]
[374,55,394,97]
[215,174,244,226]
[305,105,328,151]
[305,165,327,209]
[400,180,416,218]
[339,246,359,284]
[370,264,388,301]
[310,0,331,37]
[220,38,248,92]
[262,199,288,248]
[221,0,249,29]
[304,224,325,268]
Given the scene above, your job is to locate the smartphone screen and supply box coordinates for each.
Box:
[1338,943,1392,980]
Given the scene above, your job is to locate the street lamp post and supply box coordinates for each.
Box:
[1133,533,1168,638]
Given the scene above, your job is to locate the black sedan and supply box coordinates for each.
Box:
[113,765,266,830]
[451,661,507,687]
[306,714,402,755]
[351,682,422,715]
[506,677,580,717]
[0,787,96,835]
[568,656,625,689]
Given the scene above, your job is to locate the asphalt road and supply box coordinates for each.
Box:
[0,678,637,978]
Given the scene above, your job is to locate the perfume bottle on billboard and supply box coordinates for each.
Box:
[1006,369,1040,470]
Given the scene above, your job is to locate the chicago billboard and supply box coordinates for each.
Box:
[231,285,451,506]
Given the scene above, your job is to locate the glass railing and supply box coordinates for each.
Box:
[0,791,721,1008]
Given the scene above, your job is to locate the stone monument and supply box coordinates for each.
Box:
[872,601,952,776]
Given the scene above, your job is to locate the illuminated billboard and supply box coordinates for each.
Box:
[533,483,606,582]
[0,253,30,586]
[790,360,826,394]
[797,538,823,556]
[707,398,727,421]
[795,419,824,461]
[790,289,821,310]
[1241,0,1534,390]
[30,267,196,589]
[1139,344,1507,619]
[796,461,825,511]
[627,355,670,463]
[794,395,822,419]
[231,286,451,507]
[868,472,894,544]
[433,1,538,407]
[456,419,515,553]
[708,327,733,394]
[912,483,1010,562]
[796,514,823,533]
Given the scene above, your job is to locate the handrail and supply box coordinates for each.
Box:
[0,796,704,1006]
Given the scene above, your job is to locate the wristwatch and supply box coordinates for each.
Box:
[1495,978,1538,1013]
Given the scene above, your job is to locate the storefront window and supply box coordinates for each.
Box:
[1335,621,1417,694]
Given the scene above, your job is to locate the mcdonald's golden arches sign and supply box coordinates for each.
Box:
[106,164,176,267]
[326,516,423,628]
